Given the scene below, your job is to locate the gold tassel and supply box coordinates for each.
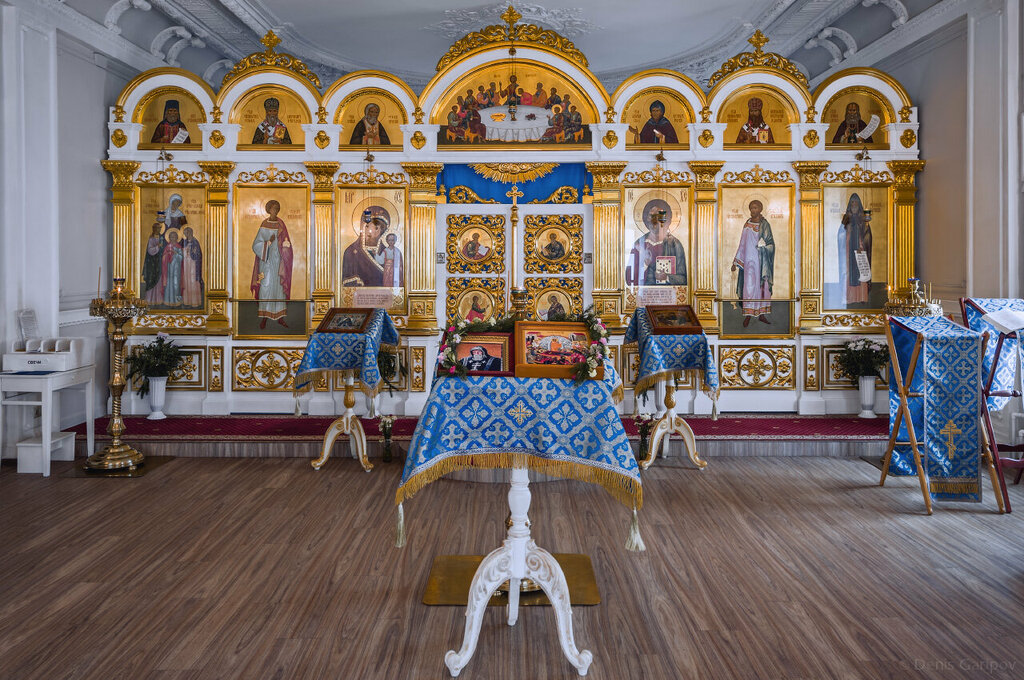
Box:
[395,503,406,548]
[625,505,646,552]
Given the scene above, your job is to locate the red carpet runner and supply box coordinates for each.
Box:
[69,414,887,441]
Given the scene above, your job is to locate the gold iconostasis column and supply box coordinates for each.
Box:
[687,161,725,331]
[197,162,235,333]
[887,161,926,291]
[402,162,445,334]
[792,161,829,331]
[585,161,628,330]
[101,161,141,286]
[305,162,340,325]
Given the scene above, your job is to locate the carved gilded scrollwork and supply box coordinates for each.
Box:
[168,348,204,390]
[113,105,126,123]
[197,161,234,189]
[524,214,583,274]
[900,129,917,148]
[411,131,426,149]
[804,346,819,391]
[708,31,808,88]
[102,160,141,189]
[236,164,308,184]
[401,162,444,190]
[221,30,322,89]
[804,105,817,123]
[586,162,627,189]
[528,186,579,204]
[135,164,208,185]
[134,314,207,330]
[446,278,506,324]
[721,164,793,184]
[887,160,926,189]
[791,161,829,191]
[446,214,506,274]
[621,165,692,185]
[688,161,725,190]
[899,106,912,123]
[698,130,714,148]
[823,347,886,389]
[232,347,305,391]
[802,130,819,148]
[209,130,225,148]
[314,131,330,149]
[209,346,223,391]
[820,164,893,185]
[820,313,885,329]
[448,186,498,204]
[524,277,583,319]
[111,130,127,148]
[411,346,426,392]
[336,165,407,185]
[602,131,618,149]
[304,161,339,190]
[719,346,796,389]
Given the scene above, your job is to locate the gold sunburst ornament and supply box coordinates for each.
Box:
[469,163,558,183]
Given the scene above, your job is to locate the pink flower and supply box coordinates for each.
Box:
[449,366,456,374]
[447,326,455,333]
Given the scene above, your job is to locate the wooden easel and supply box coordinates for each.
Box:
[960,298,1024,512]
[879,318,1004,514]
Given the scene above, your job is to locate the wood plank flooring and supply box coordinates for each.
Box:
[2,455,1023,680]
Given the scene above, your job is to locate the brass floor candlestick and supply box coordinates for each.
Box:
[87,278,147,470]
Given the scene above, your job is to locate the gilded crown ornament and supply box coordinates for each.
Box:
[708,30,808,88]
[435,3,588,71]
[222,30,322,89]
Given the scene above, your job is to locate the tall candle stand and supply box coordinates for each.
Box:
[87,277,147,470]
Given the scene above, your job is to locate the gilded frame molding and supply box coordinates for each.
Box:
[524,277,584,320]
[716,180,796,339]
[231,179,312,340]
[523,214,583,274]
[446,214,506,274]
[445,277,507,324]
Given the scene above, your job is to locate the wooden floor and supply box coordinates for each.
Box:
[2,455,1023,680]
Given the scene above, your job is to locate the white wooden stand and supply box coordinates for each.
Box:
[645,371,706,471]
[444,466,593,677]
[310,370,371,472]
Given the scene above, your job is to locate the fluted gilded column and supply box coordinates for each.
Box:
[401,162,444,334]
[887,161,926,291]
[687,161,725,331]
[197,161,235,333]
[305,162,340,325]
[585,161,628,330]
[101,160,141,287]
[792,161,830,331]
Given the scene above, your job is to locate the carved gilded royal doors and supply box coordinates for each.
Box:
[439,203,590,324]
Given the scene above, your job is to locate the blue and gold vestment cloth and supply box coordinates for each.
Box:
[888,316,984,502]
[294,309,399,396]
[961,297,1024,411]
[396,361,641,510]
[624,308,719,398]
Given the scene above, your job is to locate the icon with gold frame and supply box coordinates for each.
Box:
[717,184,795,339]
[316,307,373,334]
[232,183,310,338]
[524,214,582,274]
[439,332,515,377]
[446,214,505,274]
[647,304,702,335]
[514,321,602,380]
[137,184,208,313]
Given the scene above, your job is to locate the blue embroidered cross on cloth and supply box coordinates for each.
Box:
[396,361,641,510]
[624,308,719,398]
[888,316,984,502]
[961,297,1024,411]
[294,309,400,396]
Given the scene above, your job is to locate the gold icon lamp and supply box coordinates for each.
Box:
[87,277,147,470]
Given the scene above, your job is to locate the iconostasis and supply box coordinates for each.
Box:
[104,22,922,416]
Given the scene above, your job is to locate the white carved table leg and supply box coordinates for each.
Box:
[311,371,372,472]
[445,466,593,677]
[643,372,707,471]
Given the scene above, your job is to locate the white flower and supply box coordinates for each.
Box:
[156,332,170,341]
[588,369,597,378]
[489,317,496,326]
[452,334,462,344]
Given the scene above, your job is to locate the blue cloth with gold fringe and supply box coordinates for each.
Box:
[396,360,641,510]
[624,308,718,397]
[888,316,984,502]
[961,297,1024,411]
[294,309,399,395]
